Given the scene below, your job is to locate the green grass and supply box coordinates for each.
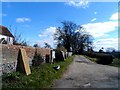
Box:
[83,55,97,63]
[109,58,120,67]
[2,56,74,89]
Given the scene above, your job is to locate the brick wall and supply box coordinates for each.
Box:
[0,44,73,75]
[0,44,51,75]
[2,44,51,64]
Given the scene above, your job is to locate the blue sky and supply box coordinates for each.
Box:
[1,1,119,51]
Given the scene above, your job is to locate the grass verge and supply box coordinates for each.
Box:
[2,56,74,89]
[83,55,97,63]
[109,58,120,67]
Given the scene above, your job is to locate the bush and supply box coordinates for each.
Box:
[32,49,43,66]
[2,72,22,82]
[83,52,113,65]
[96,54,113,65]
[110,58,120,67]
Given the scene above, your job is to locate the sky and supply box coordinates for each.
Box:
[1,1,119,51]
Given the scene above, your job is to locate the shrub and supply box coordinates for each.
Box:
[32,49,43,66]
[110,58,120,67]
[96,54,113,65]
[83,52,113,65]
[2,72,22,82]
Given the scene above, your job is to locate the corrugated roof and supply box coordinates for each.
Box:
[0,25,14,38]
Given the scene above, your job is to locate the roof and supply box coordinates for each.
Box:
[0,25,14,38]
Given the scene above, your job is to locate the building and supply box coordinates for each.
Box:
[0,25,14,44]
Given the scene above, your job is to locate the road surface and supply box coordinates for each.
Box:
[52,55,119,88]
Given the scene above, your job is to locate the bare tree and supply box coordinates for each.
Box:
[33,43,41,48]
[13,28,28,46]
[44,42,52,49]
[54,21,93,54]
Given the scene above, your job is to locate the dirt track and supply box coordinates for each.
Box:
[52,55,119,88]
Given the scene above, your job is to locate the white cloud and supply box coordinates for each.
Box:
[91,18,96,22]
[110,12,118,21]
[84,12,119,51]
[39,27,56,37]
[66,0,89,8]
[37,12,118,50]
[82,21,117,38]
[82,12,118,38]
[37,27,57,48]
[93,38,118,51]
[16,17,31,23]
[0,13,7,17]
[94,12,97,15]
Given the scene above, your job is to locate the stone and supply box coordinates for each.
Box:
[61,51,65,59]
[2,62,16,74]
[50,50,55,63]
[16,48,31,76]
[52,51,55,59]
[53,65,60,71]
[68,52,72,57]
[83,83,91,87]
[45,54,50,63]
